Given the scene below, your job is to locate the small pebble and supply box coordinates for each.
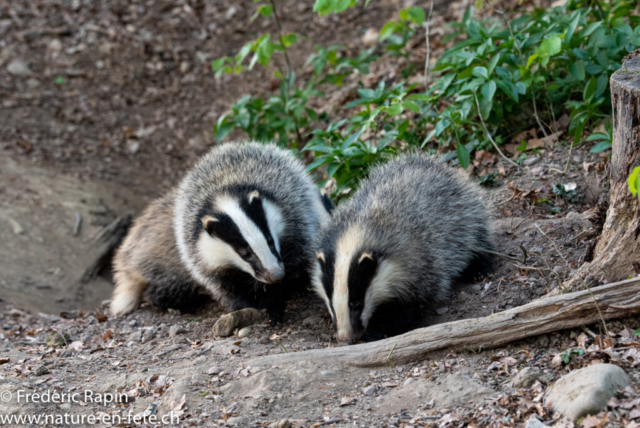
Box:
[259,335,270,344]
[362,385,375,396]
[226,416,246,426]
[129,320,137,327]
[208,366,222,375]
[169,325,186,336]
[128,330,142,342]
[238,327,251,338]
[142,328,156,343]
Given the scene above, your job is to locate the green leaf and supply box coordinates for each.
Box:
[536,35,562,58]
[583,77,597,102]
[487,53,502,75]
[400,7,426,26]
[306,155,332,171]
[386,103,403,115]
[457,143,470,169]
[435,119,450,136]
[472,66,488,80]
[496,79,519,102]
[252,4,273,21]
[407,94,431,102]
[569,60,586,81]
[402,100,420,113]
[596,74,608,98]
[481,81,496,102]
[589,141,612,153]
[212,57,227,71]
[565,13,580,44]
[313,0,336,16]
[629,166,640,202]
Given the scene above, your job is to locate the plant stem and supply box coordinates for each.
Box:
[269,0,303,147]
[423,0,435,89]
[530,81,548,138]
[473,91,521,169]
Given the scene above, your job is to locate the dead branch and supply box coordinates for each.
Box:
[251,278,640,368]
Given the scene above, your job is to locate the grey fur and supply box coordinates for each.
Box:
[174,141,329,311]
[313,152,495,342]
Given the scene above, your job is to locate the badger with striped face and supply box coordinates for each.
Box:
[313,153,495,343]
[111,142,330,322]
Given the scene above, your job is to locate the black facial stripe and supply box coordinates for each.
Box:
[320,249,335,309]
[239,194,281,261]
[205,213,249,250]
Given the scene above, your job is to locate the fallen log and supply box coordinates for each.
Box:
[251,278,640,368]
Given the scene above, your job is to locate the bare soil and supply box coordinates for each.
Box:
[1,0,639,427]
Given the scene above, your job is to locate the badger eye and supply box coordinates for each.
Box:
[350,301,363,310]
[238,249,251,260]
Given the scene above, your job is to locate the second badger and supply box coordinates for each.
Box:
[313,153,494,343]
[112,142,330,321]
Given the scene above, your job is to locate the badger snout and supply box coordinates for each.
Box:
[260,263,285,284]
[337,329,362,345]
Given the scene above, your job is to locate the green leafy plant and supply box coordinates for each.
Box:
[210,0,639,201]
[559,347,585,364]
[629,166,640,204]
[586,119,613,153]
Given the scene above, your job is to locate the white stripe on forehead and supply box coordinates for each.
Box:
[262,199,285,253]
[215,195,281,272]
[333,225,365,340]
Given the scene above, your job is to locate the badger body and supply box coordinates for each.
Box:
[313,153,494,343]
[173,142,329,321]
[111,191,212,316]
[111,142,330,321]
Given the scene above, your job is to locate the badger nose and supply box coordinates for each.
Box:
[266,265,285,283]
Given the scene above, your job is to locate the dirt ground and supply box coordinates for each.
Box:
[1,0,639,427]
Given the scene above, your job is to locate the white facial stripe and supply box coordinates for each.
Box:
[312,260,333,316]
[262,199,285,253]
[361,259,407,326]
[333,226,365,341]
[215,195,281,273]
[196,232,253,274]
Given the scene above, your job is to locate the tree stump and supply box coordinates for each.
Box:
[568,51,640,286]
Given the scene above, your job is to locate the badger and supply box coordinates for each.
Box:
[111,190,212,316]
[111,142,330,322]
[312,153,494,343]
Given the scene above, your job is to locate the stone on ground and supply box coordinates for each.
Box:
[545,363,630,420]
[212,308,263,337]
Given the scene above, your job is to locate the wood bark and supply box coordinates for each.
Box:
[569,51,640,286]
[250,278,640,368]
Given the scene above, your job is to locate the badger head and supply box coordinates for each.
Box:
[197,190,286,284]
[313,226,405,344]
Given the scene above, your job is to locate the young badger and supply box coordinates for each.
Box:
[112,142,330,321]
[313,153,494,343]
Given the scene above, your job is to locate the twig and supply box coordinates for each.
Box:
[423,0,435,88]
[278,341,289,353]
[269,0,303,148]
[535,224,569,266]
[473,91,521,169]
[530,83,549,138]
[535,223,610,337]
[501,13,548,138]
[156,345,182,358]
[482,249,522,263]
[387,343,397,367]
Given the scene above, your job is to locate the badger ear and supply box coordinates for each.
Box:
[201,215,219,236]
[248,190,260,204]
[357,252,377,274]
[316,251,326,264]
